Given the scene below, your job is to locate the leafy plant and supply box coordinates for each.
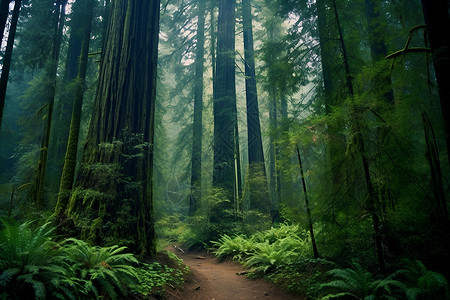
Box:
[62,238,139,300]
[319,261,404,300]
[212,234,254,261]
[0,218,73,299]
[393,260,449,300]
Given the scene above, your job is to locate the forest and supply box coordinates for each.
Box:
[0,0,449,299]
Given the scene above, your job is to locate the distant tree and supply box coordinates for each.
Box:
[67,0,160,255]
[189,0,206,216]
[242,0,269,213]
[213,0,237,203]
[33,0,68,210]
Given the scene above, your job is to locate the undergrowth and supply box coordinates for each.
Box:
[211,224,450,299]
[0,218,190,300]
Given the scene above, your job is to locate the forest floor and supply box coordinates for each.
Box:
[164,247,305,300]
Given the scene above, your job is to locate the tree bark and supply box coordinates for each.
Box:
[189,0,206,216]
[69,0,160,256]
[421,0,450,165]
[213,0,237,201]
[34,0,67,210]
[242,0,269,213]
[0,0,21,131]
[55,0,94,227]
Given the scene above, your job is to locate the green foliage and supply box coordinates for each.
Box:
[268,257,333,298]
[392,260,449,300]
[61,238,139,300]
[0,218,180,300]
[0,218,72,299]
[212,224,313,275]
[320,261,405,299]
[130,252,189,297]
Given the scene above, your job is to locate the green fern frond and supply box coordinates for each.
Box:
[0,268,20,286]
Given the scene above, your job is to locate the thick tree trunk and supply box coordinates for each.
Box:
[55,0,94,227]
[69,0,160,255]
[189,0,206,216]
[213,0,237,201]
[421,0,450,165]
[0,0,21,131]
[34,0,67,210]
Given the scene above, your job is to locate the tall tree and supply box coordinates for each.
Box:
[242,0,269,212]
[189,0,206,216]
[364,0,394,103]
[54,0,95,227]
[67,0,160,255]
[0,0,21,131]
[33,0,68,210]
[213,0,237,201]
[420,0,450,165]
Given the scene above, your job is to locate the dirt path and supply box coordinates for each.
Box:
[166,248,304,300]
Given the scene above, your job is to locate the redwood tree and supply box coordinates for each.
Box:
[66,0,161,255]
[213,0,237,201]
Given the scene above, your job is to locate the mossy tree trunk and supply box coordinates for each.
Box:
[34,0,67,210]
[68,0,160,256]
[55,0,95,228]
[189,0,206,216]
[0,0,21,131]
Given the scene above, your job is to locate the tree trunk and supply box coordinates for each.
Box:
[0,0,21,131]
[364,0,394,103]
[213,0,237,201]
[34,0,67,210]
[242,0,269,213]
[421,0,450,165]
[55,0,94,227]
[0,0,9,40]
[296,145,319,258]
[68,0,160,255]
[189,0,206,216]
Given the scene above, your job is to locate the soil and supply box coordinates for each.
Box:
[164,247,305,300]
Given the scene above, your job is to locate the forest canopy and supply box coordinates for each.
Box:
[0,0,449,299]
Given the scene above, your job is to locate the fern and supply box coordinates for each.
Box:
[62,238,139,299]
[392,260,449,300]
[320,262,404,299]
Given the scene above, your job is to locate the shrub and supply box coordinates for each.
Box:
[62,238,139,300]
[0,218,72,299]
[319,261,405,300]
